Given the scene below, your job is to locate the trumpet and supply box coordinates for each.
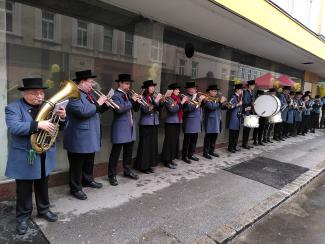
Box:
[197,92,220,103]
[91,88,120,110]
[127,89,148,107]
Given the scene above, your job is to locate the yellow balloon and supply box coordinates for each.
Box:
[273,80,280,89]
[44,79,54,88]
[51,64,60,73]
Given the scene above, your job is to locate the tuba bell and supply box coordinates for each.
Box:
[31,80,80,154]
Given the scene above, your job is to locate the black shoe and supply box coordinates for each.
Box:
[228,148,236,153]
[242,145,251,149]
[16,220,29,235]
[188,156,199,161]
[280,138,285,141]
[108,175,118,186]
[267,139,273,143]
[124,171,139,180]
[253,141,258,146]
[234,147,241,152]
[209,152,219,157]
[82,181,103,189]
[182,157,192,164]
[203,154,212,159]
[71,190,87,200]
[38,210,58,222]
[141,169,151,174]
[263,139,268,143]
[171,161,178,166]
[302,133,306,136]
[147,168,154,173]
[258,142,265,146]
[165,163,176,169]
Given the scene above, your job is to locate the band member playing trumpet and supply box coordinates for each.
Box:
[202,85,223,159]
[161,83,188,169]
[274,86,290,141]
[181,81,205,163]
[283,91,295,137]
[301,94,313,135]
[227,83,243,153]
[293,91,304,136]
[135,80,163,173]
[108,74,141,186]
[5,78,66,235]
[64,70,108,200]
[311,95,323,132]
[242,80,255,149]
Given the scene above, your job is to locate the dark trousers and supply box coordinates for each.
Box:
[161,123,181,163]
[203,133,218,155]
[182,133,198,158]
[242,127,251,146]
[253,117,266,143]
[273,122,283,139]
[108,142,133,177]
[263,122,274,140]
[295,121,302,135]
[16,154,49,222]
[228,129,239,150]
[302,115,311,134]
[311,112,320,130]
[67,152,95,193]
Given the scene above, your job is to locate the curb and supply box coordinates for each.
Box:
[195,167,325,244]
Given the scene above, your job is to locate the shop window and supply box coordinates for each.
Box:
[77,20,88,47]
[103,26,113,52]
[125,32,133,56]
[192,61,198,78]
[230,70,236,80]
[150,40,163,61]
[179,59,186,75]
[5,1,13,32]
[221,67,228,80]
[41,11,54,40]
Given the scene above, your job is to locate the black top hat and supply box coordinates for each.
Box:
[141,80,157,89]
[168,83,181,90]
[184,81,197,89]
[304,90,311,95]
[282,86,291,90]
[234,83,243,90]
[247,80,256,85]
[289,91,295,95]
[256,89,264,96]
[73,70,96,82]
[18,78,48,91]
[206,84,219,92]
[315,95,321,99]
[115,73,133,82]
[268,88,276,93]
[295,91,302,95]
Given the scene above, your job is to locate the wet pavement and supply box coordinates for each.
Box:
[230,172,325,244]
[0,130,324,243]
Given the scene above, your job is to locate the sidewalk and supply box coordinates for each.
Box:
[1,130,325,244]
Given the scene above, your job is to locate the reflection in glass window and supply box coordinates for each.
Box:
[42,11,54,40]
[179,59,186,75]
[103,26,113,52]
[230,70,236,80]
[77,20,88,47]
[221,67,228,80]
[150,40,163,61]
[192,61,198,78]
[125,32,133,56]
[5,1,13,32]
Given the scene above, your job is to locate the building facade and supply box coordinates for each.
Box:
[0,0,324,193]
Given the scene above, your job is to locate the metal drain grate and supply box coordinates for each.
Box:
[225,157,309,189]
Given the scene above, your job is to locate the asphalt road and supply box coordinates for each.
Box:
[231,172,325,244]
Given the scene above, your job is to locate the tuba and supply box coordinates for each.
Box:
[31,80,80,154]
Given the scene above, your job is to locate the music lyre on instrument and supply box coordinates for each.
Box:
[91,87,120,110]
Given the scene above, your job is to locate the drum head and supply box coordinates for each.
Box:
[254,95,280,117]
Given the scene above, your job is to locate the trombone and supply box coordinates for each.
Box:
[91,88,120,110]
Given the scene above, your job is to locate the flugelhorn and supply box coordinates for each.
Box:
[91,88,120,110]
[127,89,148,106]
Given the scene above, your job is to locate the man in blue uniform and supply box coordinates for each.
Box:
[202,85,222,159]
[311,95,323,132]
[64,70,109,200]
[228,83,243,153]
[274,86,290,141]
[5,78,66,234]
[108,74,141,186]
[294,91,304,135]
[242,80,255,149]
[182,81,205,164]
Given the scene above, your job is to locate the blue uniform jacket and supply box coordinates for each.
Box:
[111,90,140,144]
[228,94,242,130]
[64,91,105,153]
[183,96,202,134]
[294,99,303,122]
[164,99,183,124]
[139,96,161,126]
[203,101,221,133]
[303,100,314,116]
[5,99,57,180]
[242,89,254,116]
[279,93,288,121]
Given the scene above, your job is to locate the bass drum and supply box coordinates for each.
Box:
[254,95,281,117]
[268,112,282,123]
[243,115,260,128]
